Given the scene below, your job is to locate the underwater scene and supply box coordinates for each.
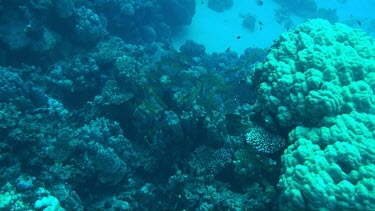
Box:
[0,0,375,210]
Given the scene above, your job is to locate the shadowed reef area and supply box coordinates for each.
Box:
[0,1,374,210]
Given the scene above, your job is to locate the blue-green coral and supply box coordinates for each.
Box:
[251,18,375,128]
[250,19,375,210]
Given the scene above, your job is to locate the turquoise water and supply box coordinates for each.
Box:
[173,0,375,53]
[0,0,374,210]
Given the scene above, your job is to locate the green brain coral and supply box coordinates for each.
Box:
[250,19,375,210]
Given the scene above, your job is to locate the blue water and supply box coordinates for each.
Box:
[174,0,375,53]
[0,0,374,210]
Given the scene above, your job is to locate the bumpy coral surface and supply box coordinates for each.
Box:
[251,19,375,210]
[252,18,375,128]
[280,112,375,210]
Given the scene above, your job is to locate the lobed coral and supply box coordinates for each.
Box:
[251,19,375,128]
[250,19,375,210]
[280,112,375,210]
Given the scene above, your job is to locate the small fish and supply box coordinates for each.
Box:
[236,35,241,39]
[258,21,263,30]
[357,20,362,26]
[225,47,231,52]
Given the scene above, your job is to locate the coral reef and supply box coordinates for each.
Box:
[2,0,373,209]
[241,13,257,32]
[0,32,271,209]
[207,0,233,13]
[250,19,375,210]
